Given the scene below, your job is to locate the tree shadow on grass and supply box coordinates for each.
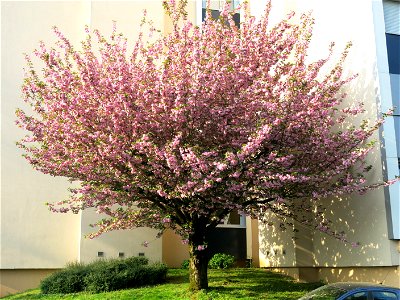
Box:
[206,269,323,298]
[165,269,189,284]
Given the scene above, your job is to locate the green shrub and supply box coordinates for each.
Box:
[84,259,127,293]
[181,259,189,269]
[40,262,88,294]
[84,259,167,293]
[208,253,236,269]
[143,263,168,285]
[124,256,149,266]
[40,257,167,294]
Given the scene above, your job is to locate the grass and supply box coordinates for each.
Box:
[2,268,323,300]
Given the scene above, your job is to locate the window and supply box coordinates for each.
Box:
[218,210,246,228]
[202,0,240,11]
[390,75,400,114]
[383,0,400,35]
[386,34,400,74]
[343,292,368,300]
[383,0,400,163]
[372,291,398,299]
[395,116,400,158]
[202,0,240,27]
[227,210,241,224]
[383,1,400,74]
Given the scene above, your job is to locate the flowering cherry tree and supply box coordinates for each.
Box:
[16,1,395,290]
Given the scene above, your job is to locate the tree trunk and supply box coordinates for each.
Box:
[188,241,209,291]
[188,218,209,291]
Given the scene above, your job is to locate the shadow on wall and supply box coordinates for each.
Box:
[258,46,398,278]
[311,58,394,267]
[258,187,400,286]
[318,266,400,287]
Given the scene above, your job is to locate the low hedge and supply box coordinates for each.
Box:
[40,262,88,294]
[40,257,167,294]
[208,253,236,269]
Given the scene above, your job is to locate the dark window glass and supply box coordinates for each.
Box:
[343,291,368,300]
[227,210,241,225]
[371,291,398,299]
[202,9,240,28]
[386,33,400,74]
[207,227,247,260]
[395,116,400,158]
[390,74,399,115]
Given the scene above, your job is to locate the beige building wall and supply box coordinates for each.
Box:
[162,230,189,268]
[79,209,163,264]
[1,0,89,270]
[1,2,90,296]
[254,0,400,287]
[0,269,59,298]
[1,1,174,297]
[250,219,260,267]
[258,212,298,268]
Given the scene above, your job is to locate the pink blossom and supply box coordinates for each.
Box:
[157,190,167,197]
[215,162,227,171]
[197,245,207,251]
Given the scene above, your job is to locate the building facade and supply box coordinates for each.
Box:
[252,0,400,286]
[1,0,399,297]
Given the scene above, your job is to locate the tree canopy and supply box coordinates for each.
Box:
[16,0,395,290]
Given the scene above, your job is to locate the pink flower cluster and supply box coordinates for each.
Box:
[197,245,207,251]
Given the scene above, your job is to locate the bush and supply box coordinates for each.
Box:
[40,262,88,294]
[84,259,167,293]
[142,263,168,285]
[40,257,167,294]
[84,259,127,293]
[124,256,149,266]
[181,259,189,269]
[208,253,236,269]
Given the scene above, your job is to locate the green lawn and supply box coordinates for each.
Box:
[3,268,322,300]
